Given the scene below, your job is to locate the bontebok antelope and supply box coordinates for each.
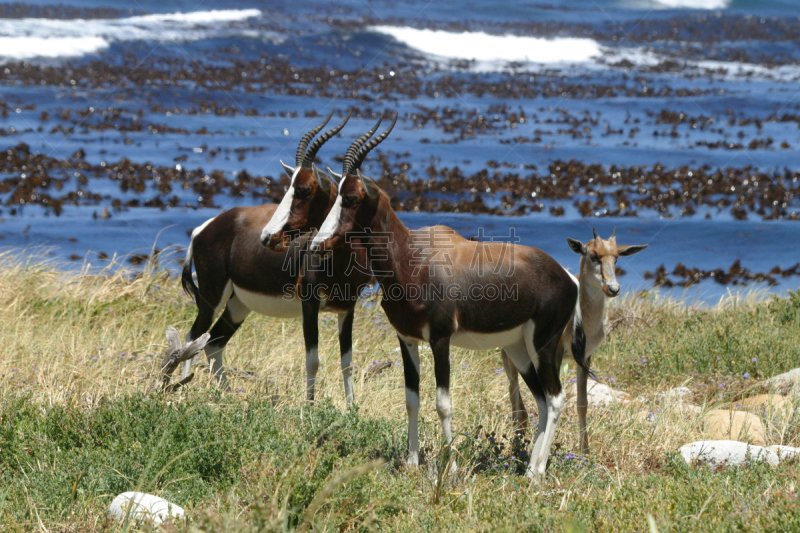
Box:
[179,111,373,404]
[503,228,647,454]
[309,116,588,479]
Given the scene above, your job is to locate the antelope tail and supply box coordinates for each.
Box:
[181,238,200,303]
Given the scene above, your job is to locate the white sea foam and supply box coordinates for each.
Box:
[372,26,602,69]
[371,25,799,81]
[0,9,265,60]
[125,9,262,24]
[0,37,109,60]
[651,0,731,8]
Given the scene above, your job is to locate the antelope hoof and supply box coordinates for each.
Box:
[525,463,545,481]
[406,453,419,468]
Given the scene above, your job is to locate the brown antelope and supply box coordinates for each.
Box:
[179,111,373,404]
[502,228,647,455]
[308,116,589,478]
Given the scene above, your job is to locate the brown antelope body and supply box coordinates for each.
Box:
[308,117,589,478]
[180,112,372,404]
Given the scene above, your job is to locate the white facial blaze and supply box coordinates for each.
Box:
[261,167,300,242]
[310,194,342,250]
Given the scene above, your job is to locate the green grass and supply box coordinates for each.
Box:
[1,254,800,531]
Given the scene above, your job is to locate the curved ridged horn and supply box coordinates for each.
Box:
[342,117,382,176]
[295,110,334,167]
[592,227,599,240]
[302,109,352,169]
[352,112,397,172]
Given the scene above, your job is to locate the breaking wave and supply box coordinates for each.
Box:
[371,26,602,69]
[651,0,731,8]
[0,9,265,60]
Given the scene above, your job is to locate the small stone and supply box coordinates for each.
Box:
[108,492,185,525]
[566,381,631,407]
[657,386,693,403]
[680,440,779,468]
[768,445,800,461]
[703,409,766,446]
[764,368,800,394]
[738,394,793,415]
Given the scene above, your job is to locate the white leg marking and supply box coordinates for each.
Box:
[400,336,421,467]
[503,339,550,478]
[531,391,566,479]
[338,312,354,405]
[406,388,420,467]
[528,393,548,475]
[436,386,453,446]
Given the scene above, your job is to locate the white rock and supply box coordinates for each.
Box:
[566,381,632,407]
[683,404,702,415]
[679,440,779,468]
[768,445,800,461]
[765,368,800,393]
[657,387,693,403]
[108,492,185,525]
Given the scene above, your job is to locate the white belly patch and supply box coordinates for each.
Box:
[232,284,303,318]
[450,324,524,351]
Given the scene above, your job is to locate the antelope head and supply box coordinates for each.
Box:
[261,109,351,251]
[310,112,397,252]
[567,228,648,297]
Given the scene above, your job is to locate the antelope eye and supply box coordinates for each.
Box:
[589,253,599,263]
[295,187,311,199]
[342,195,358,207]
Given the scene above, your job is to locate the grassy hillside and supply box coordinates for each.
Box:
[1,252,800,532]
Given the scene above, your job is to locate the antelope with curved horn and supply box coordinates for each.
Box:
[179,111,373,404]
[502,226,647,454]
[309,115,588,479]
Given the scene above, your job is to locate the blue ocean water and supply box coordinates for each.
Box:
[0,0,799,303]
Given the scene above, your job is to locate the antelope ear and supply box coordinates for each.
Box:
[312,164,331,192]
[280,160,295,179]
[327,167,342,186]
[358,170,380,200]
[617,244,648,257]
[567,238,586,255]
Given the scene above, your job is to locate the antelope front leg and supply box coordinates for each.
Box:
[503,342,548,478]
[430,335,453,448]
[398,335,421,466]
[337,309,355,406]
[528,348,566,479]
[202,296,249,392]
[501,349,529,431]
[576,358,591,455]
[301,296,321,403]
